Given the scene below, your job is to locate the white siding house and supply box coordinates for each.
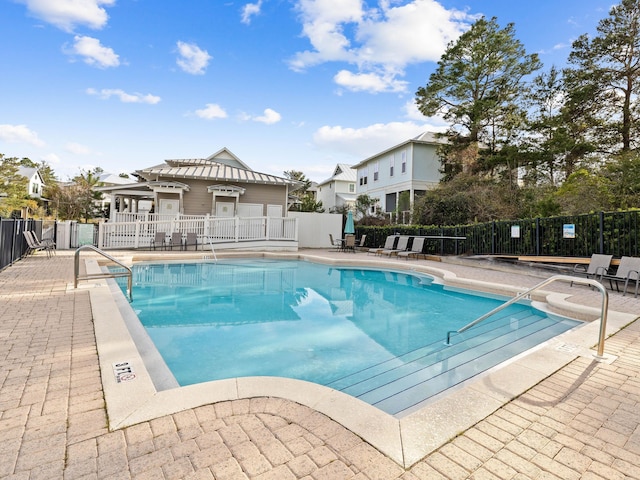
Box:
[316,164,357,212]
[18,167,45,199]
[353,132,445,220]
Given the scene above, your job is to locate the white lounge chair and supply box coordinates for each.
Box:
[397,237,425,260]
[603,256,640,298]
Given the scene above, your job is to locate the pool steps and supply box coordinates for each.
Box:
[328,310,576,416]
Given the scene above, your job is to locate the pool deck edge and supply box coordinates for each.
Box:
[87,252,637,469]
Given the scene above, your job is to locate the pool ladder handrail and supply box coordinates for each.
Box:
[445,274,609,359]
[206,236,218,263]
[74,245,133,301]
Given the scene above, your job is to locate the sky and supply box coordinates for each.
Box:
[0,0,615,183]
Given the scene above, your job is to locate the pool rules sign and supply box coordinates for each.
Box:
[113,361,136,383]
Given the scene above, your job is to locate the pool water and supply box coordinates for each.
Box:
[115,259,580,415]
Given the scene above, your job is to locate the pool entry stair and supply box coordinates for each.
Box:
[329,273,609,417]
[329,309,574,416]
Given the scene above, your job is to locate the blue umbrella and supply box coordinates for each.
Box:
[344,210,355,235]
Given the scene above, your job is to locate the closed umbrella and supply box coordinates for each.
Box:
[344,210,355,235]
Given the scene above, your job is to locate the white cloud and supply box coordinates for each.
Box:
[290,0,477,93]
[68,35,119,68]
[334,70,407,93]
[254,108,282,124]
[403,99,448,127]
[241,1,263,24]
[65,142,91,155]
[313,121,441,157]
[195,103,228,120]
[86,88,161,104]
[18,0,115,32]
[239,108,282,124]
[176,41,212,75]
[0,124,45,147]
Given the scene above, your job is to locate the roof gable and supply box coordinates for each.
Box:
[205,148,251,170]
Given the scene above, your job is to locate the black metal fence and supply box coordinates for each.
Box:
[356,210,640,258]
[0,218,43,271]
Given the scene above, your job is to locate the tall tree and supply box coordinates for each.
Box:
[415,17,541,176]
[0,154,37,217]
[523,66,595,184]
[565,0,640,153]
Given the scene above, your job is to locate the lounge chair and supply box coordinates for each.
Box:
[571,254,613,285]
[184,232,198,251]
[603,256,640,298]
[356,234,367,251]
[368,235,398,255]
[152,231,166,250]
[342,234,356,253]
[397,237,425,260]
[169,232,183,250]
[329,234,342,251]
[379,235,410,256]
[30,231,56,255]
[23,231,51,258]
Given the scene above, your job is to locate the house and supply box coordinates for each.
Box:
[18,167,45,199]
[352,132,445,218]
[316,164,357,213]
[98,148,302,221]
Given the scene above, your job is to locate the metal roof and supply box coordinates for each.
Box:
[135,158,299,187]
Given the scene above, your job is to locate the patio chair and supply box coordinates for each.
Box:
[570,254,613,285]
[603,256,640,298]
[329,234,342,251]
[356,234,367,251]
[22,231,51,258]
[368,235,398,255]
[169,232,183,250]
[379,235,410,256]
[184,232,198,251]
[397,237,425,260]
[342,234,356,253]
[152,232,166,250]
[30,231,56,256]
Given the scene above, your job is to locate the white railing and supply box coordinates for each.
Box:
[98,215,298,249]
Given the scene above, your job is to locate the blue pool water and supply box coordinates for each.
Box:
[115,259,580,416]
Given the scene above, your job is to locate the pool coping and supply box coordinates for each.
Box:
[81,251,637,468]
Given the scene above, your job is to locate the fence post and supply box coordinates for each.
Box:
[491,221,496,255]
[535,218,540,256]
[599,211,605,254]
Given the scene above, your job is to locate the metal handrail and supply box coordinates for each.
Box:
[445,274,610,359]
[74,245,133,301]
[206,237,218,263]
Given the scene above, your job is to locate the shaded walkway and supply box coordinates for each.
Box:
[1,251,639,479]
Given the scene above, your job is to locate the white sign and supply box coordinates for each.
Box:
[563,224,575,239]
[511,225,520,238]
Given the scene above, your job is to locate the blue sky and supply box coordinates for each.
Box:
[0,0,613,182]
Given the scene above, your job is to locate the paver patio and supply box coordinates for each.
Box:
[1,249,639,479]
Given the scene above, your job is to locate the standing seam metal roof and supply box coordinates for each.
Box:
[136,159,297,186]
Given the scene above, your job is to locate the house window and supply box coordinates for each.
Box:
[401,151,407,174]
[373,162,379,181]
[349,183,354,193]
[390,157,394,177]
[32,183,39,194]
[359,167,368,186]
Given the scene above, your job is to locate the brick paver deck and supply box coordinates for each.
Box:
[1,250,639,479]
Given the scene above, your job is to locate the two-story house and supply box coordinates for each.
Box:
[353,132,445,219]
[316,164,357,213]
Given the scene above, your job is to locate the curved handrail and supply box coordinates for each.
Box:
[445,274,609,359]
[74,245,133,301]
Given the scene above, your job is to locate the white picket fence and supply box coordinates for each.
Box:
[98,214,298,250]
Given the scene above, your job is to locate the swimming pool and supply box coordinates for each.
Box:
[116,259,580,416]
